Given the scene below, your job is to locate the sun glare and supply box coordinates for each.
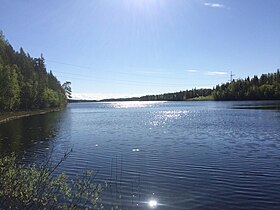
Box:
[148,199,158,208]
[129,0,157,7]
[124,0,161,15]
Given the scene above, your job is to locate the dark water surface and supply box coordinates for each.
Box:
[1,101,280,209]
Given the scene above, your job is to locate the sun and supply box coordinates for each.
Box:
[124,0,160,13]
[131,0,157,6]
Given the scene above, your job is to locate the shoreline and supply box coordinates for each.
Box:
[0,108,64,124]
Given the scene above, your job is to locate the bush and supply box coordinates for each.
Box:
[0,152,104,209]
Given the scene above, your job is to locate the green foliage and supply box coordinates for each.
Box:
[187,95,214,101]
[0,31,67,112]
[0,153,103,209]
[213,70,280,100]
[43,88,61,108]
[62,81,72,99]
[0,64,20,111]
[139,88,213,101]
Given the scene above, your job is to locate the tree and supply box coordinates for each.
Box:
[0,65,20,111]
[213,70,280,100]
[62,81,72,99]
[0,31,68,111]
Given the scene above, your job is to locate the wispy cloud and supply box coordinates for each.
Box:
[204,2,225,8]
[186,69,198,73]
[206,71,228,76]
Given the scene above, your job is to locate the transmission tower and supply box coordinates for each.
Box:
[230,71,235,82]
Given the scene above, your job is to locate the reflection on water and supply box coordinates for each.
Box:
[0,101,280,209]
[150,110,191,127]
[148,199,158,208]
[232,100,280,111]
[0,112,62,160]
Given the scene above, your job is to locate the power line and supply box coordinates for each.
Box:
[54,73,193,87]
[46,58,216,88]
[46,59,190,80]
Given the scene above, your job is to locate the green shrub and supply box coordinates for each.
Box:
[0,153,104,209]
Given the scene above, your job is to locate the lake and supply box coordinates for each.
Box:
[0,101,280,209]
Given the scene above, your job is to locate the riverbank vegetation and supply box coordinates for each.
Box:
[0,152,103,209]
[139,88,213,101]
[213,70,280,100]
[137,70,280,101]
[0,31,67,112]
[187,95,214,101]
[100,88,214,102]
[100,70,280,102]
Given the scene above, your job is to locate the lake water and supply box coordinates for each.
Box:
[0,101,280,209]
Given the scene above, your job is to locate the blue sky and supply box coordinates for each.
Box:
[1,0,280,99]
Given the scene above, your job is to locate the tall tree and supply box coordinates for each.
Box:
[62,81,72,99]
[0,31,67,112]
[0,65,20,111]
[213,70,280,100]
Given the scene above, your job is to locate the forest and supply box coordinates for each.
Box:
[101,71,280,102]
[139,88,213,101]
[213,70,280,100]
[0,31,67,112]
[108,70,280,102]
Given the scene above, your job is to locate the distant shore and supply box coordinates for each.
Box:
[0,108,63,124]
[186,95,214,101]
[68,96,215,103]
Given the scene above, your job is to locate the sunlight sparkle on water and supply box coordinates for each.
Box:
[109,101,165,109]
[149,110,190,127]
[148,199,158,208]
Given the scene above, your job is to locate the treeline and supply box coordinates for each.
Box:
[0,32,67,112]
[135,71,280,101]
[139,88,213,101]
[99,89,213,102]
[213,70,280,100]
